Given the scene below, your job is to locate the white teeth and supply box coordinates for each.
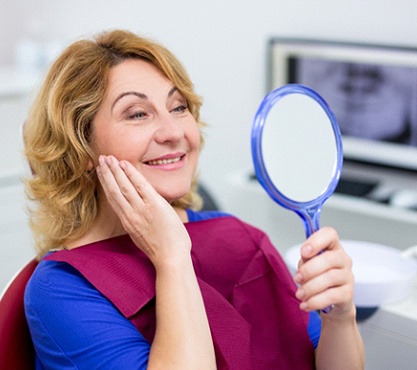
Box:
[147,156,182,166]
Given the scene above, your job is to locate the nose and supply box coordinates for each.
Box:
[154,113,185,143]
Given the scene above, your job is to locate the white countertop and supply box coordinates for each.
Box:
[380,275,417,321]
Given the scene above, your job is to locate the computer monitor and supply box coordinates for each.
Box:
[268,38,417,172]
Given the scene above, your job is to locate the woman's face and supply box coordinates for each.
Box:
[91,58,200,203]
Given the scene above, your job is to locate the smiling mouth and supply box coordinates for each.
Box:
[146,155,184,166]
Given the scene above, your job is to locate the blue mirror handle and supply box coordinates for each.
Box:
[298,206,322,238]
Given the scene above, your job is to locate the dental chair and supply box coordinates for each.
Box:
[0,258,38,369]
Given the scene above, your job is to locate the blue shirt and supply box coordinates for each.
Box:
[25,209,321,369]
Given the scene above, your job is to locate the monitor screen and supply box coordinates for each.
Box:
[268,38,417,171]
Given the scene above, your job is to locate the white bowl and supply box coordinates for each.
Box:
[284,240,417,307]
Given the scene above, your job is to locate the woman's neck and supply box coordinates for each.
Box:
[65,202,188,250]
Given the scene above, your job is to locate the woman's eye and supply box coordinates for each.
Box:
[171,105,188,113]
[128,110,147,120]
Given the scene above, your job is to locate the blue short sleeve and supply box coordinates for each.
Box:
[308,310,321,349]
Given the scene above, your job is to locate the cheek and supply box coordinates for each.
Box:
[189,124,202,152]
[91,124,142,159]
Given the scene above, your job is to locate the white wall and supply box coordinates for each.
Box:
[1,0,417,209]
[3,5,417,363]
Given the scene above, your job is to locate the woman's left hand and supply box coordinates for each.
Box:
[294,227,355,317]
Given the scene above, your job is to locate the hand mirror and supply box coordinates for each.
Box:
[251,84,343,312]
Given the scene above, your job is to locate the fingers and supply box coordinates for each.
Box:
[97,155,155,205]
[300,226,340,261]
[298,244,349,280]
[96,155,157,230]
[295,263,354,311]
[97,155,134,214]
[295,228,355,313]
[118,159,162,204]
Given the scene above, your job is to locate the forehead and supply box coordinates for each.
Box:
[105,59,172,99]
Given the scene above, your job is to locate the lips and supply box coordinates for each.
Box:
[145,153,185,166]
[146,156,182,166]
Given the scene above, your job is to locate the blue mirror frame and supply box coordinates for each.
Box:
[251,84,344,237]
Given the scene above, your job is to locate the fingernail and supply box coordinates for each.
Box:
[300,301,309,310]
[294,272,303,283]
[99,155,105,165]
[296,288,305,300]
[303,245,313,256]
[119,161,127,170]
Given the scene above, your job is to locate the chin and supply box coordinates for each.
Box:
[147,175,193,203]
[156,186,190,204]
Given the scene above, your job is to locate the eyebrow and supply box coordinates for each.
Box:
[111,86,179,111]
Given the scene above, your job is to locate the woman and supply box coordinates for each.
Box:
[24,29,364,369]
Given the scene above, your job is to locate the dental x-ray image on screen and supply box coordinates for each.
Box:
[289,57,417,146]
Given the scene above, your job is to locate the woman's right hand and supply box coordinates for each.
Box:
[96,155,191,269]
[97,155,216,369]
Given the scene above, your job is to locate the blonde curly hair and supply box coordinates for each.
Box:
[24,29,204,258]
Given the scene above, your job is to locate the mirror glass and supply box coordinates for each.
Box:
[262,93,337,202]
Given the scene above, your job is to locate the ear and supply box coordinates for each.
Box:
[86,158,94,171]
